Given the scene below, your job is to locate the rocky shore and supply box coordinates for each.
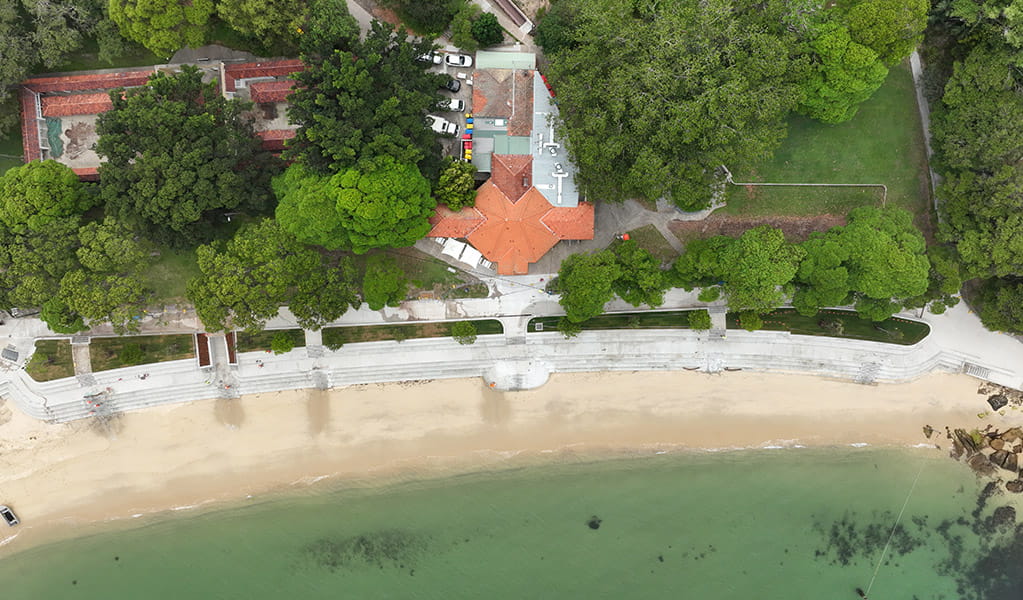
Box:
[933,382,1023,493]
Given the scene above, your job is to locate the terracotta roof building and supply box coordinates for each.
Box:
[427,51,592,274]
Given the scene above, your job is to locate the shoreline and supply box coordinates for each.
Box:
[0,370,1017,555]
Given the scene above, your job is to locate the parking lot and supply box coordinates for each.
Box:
[426,52,475,157]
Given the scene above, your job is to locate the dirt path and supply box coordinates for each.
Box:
[668,214,847,244]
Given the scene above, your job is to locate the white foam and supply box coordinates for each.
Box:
[849,443,869,447]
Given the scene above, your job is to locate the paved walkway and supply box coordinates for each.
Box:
[909,51,943,215]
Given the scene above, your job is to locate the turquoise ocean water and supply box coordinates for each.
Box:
[0,448,1020,600]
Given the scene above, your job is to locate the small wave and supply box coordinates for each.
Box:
[849,443,869,447]
[171,504,198,511]
[131,513,144,518]
[0,534,18,547]
[910,443,937,449]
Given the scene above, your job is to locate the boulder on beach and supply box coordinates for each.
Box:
[990,438,1005,451]
[1006,480,1023,493]
[988,395,1008,410]
[968,453,997,476]
[990,450,1012,470]
[1003,427,1023,443]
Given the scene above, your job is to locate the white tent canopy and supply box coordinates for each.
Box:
[441,238,467,260]
[460,245,483,268]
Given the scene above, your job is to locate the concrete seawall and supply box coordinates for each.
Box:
[2,327,1012,424]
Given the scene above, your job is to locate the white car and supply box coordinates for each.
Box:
[417,52,442,65]
[445,54,473,68]
[443,98,466,112]
[427,115,459,136]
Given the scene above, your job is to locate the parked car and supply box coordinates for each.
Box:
[443,98,466,112]
[416,51,442,65]
[443,78,461,93]
[445,54,473,68]
[426,115,459,136]
[1,505,19,527]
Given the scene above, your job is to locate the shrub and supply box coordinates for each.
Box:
[451,320,478,344]
[471,12,503,47]
[270,331,296,354]
[120,343,144,365]
[688,309,712,330]
[697,286,720,302]
[739,311,763,332]
[557,317,582,338]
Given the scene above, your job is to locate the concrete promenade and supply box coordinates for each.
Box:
[2,271,1023,423]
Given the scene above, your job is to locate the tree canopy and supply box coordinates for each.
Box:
[540,0,808,209]
[285,21,447,177]
[109,0,213,57]
[718,226,805,313]
[797,22,888,124]
[276,158,436,254]
[361,254,408,310]
[555,250,622,323]
[96,65,276,245]
[433,158,478,210]
[216,0,305,52]
[609,240,669,308]
[0,161,91,234]
[187,219,358,331]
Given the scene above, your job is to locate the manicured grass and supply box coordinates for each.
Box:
[237,329,306,352]
[358,248,489,299]
[626,224,678,263]
[47,37,164,72]
[322,319,503,347]
[90,334,196,371]
[26,340,75,382]
[722,63,930,223]
[0,129,23,177]
[726,308,929,345]
[143,247,202,303]
[527,310,698,332]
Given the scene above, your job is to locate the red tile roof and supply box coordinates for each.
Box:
[41,93,113,117]
[256,129,296,151]
[250,79,296,103]
[489,154,532,202]
[471,69,533,136]
[19,88,42,163]
[22,69,154,93]
[223,60,306,92]
[541,202,595,240]
[73,167,100,181]
[428,205,485,238]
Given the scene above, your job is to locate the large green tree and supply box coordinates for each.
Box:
[433,158,478,210]
[609,240,668,308]
[718,226,804,313]
[361,254,408,310]
[797,22,888,124]
[108,0,213,57]
[187,219,358,331]
[286,21,447,177]
[276,158,436,254]
[216,0,305,52]
[96,65,276,245]
[555,250,622,323]
[543,0,808,209]
[977,277,1023,333]
[844,0,928,65]
[0,160,91,234]
[0,218,80,310]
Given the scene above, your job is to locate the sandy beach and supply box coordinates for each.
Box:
[0,370,1016,554]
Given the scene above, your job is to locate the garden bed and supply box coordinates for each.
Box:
[322,320,503,348]
[726,308,929,345]
[26,340,75,382]
[90,334,196,371]
[527,310,703,332]
[237,329,306,353]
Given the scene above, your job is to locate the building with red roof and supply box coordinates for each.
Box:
[427,51,593,274]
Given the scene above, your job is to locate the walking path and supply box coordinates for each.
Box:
[3,275,1023,422]
[909,51,943,215]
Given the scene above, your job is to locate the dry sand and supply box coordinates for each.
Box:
[0,370,1014,553]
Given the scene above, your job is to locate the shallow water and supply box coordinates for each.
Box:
[0,448,1019,599]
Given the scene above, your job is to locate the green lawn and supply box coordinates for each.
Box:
[322,319,503,348]
[90,334,196,371]
[25,340,75,382]
[626,224,679,263]
[47,37,164,73]
[528,311,698,332]
[357,248,489,299]
[726,308,929,345]
[237,329,306,352]
[0,129,23,177]
[722,62,930,223]
[143,247,202,303]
